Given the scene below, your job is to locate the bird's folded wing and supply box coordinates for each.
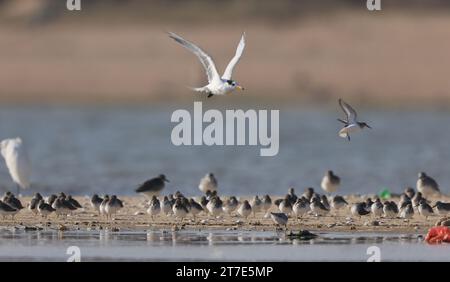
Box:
[168,32,221,84]
[222,33,246,80]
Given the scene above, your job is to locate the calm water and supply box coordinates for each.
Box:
[0,104,449,196]
[0,229,448,261]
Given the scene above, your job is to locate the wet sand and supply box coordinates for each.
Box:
[2,195,449,234]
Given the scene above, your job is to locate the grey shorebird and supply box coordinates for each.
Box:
[105,195,123,220]
[147,196,161,220]
[91,194,103,214]
[399,203,414,220]
[371,198,383,217]
[416,172,441,197]
[287,188,298,204]
[67,195,82,209]
[321,170,340,194]
[278,196,292,215]
[99,195,110,217]
[198,173,218,193]
[172,198,189,222]
[4,193,24,211]
[223,196,238,215]
[250,195,262,217]
[29,192,43,214]
[135,174,169,199]
[270,212,288,230]
[292,198,309,220]
[432,201,450,216]
[37,200,55,219]
[206,196,223,217]
[0,200,18,219]
[351,202,370,218]
[331,195,348,211]
[189,198,204,219]
[302,187,315,202]
[162,196,173,216]
[237,200,252,219]
[261,195,272,213]
[416,199,434,219]
[383,201,398,218]
[310,197,329,216]
[337,98,371,141]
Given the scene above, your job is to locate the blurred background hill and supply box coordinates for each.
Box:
[1,0,450,107]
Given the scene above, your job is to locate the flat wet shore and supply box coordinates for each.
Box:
[1,195,449,234]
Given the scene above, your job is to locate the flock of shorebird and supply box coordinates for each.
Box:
[1,171,448,231]
[0,33,448,230]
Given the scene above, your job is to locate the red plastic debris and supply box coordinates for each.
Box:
[425,226,450,244]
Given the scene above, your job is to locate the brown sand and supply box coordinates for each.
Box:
[2,194,449,234]
[2,12,450,107]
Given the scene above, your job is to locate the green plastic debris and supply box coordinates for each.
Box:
[379,188,391,200]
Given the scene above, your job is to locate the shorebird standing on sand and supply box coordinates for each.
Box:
[270,212,288,230]
[29,193,43,214]
[0,200,18,219]
[105,195,123,220]
[432,201,450,216]
[37,199,55,219]
[417,199,434,219]
[337,98,371,141]
[250,195,262,217]
[383,201,398,218]
[147,196,161,220]
[331,195,348,212]
[293,198,309,221]
[261,195,272,214]
[310,197,329,216]
[416,172,441,197]
[135,174,169,199]
[237,200,252,219]
[168,32,246,98]
[172,198,189,222]
[91,194,103,214]
[278,196,293,215]
[162,196,173,216]
[206,196,223,217]
[351,202,370,218]
[99,195,109,217]
[198,173,218,194]
[223,196,238,215]
[321,170,340,194]
[399,203,414,220]
[189,198,203,219]
[371,198,384,217]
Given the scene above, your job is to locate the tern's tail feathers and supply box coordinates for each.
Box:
[189,86,209,93]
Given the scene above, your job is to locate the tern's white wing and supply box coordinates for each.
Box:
[168,32,221,84]
[339,99,357,123]
[222,33,246,80]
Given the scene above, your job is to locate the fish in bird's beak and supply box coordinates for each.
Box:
[235,85,244,91]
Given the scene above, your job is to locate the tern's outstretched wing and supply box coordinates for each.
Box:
[168,32,221,84]
[222,33,246,80]
[339,98,357,122]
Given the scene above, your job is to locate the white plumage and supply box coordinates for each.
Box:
[168,32,246,97]
[0,138,31,193]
